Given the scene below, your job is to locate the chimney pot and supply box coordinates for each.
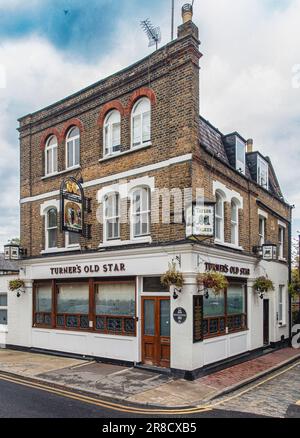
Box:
[182,3,193,24]
[247,139,253,153]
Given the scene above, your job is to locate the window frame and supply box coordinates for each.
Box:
[259,216,266,247]
[46,208,58,250]
[215,191,225,243]
[231,199,239,246]
[0,293,8,327]
[236,137,246,175]
[278,226,285,259]
[131,187,151,239]
[278,285,286,325]
[131,98,151,149]
[103,110,121,157]
[203,283,248,339]
[257,156,269,190]
[104,192,121,242]
[66,127,80,170]
[45,136,58,177]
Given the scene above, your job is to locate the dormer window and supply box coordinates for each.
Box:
[236,138,246,175]
[257,156,269,190]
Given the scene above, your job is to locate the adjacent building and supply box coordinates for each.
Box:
[8,5,292,378]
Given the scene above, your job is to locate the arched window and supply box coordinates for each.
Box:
[131,187,151,238]
[104,193,120,241]
[231,199,239,245]
[46,208,58,249]
[215,191,225,242]
[103,110,121,157]
[66,127,80,169]
[131,98,151,148]
[45,136,58,176]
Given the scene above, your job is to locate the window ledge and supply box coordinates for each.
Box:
[41,246,81,255]
[278,257,287,263]
[41,166,81,180]
[99,236,152,249]
[99,143,152,163]
[214,240,244,251]
[0,326,8,333]
[278,324,287,328]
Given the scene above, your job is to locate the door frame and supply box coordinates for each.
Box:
[141,296,171,368]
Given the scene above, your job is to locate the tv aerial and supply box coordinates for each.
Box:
[141,19,162,50]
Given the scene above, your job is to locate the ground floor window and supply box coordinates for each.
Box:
[0,293,7,325]
[203,282,247,338]
[33,279,136,337]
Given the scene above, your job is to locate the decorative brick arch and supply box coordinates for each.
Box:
[60,118,84,142]
[126,87,157,115]
[39,128,61,150]
[97,100,125,128]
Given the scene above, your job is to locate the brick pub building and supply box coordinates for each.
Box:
[8,5,292,378]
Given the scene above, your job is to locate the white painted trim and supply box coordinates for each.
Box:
[100,144,152,162]
[258,208,268,219]
[21,154,192,205]
[99,236,152,249]
[97,176,155,203]
[215,241,244,251]
[213,180,244,208]
[278,220,287,229]
[40,199,60,216]
[41,247,81,255]
[41,166,81,181]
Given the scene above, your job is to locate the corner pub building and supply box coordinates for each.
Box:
[9,5,292,379]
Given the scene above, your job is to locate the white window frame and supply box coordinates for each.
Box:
[45,136,58,177]
[231,199,239,246]
[103,110,121,157]
[236,137,246,175]
[66,127,80,170]
[131,187,151,239]
[0,293,8,327]
[104,192,121,242]
[215,191,225,243]
[278,226,285,260]
[65,232,81,250]
[46,208,58,250]
[131,98,151,149]
[278,285,286,325]
[259,216,266,247]
[257,156,269,190]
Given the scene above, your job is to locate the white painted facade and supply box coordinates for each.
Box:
[0,274,19,348]
[7,244,289,373]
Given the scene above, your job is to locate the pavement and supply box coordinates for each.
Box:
[0,347,299,409]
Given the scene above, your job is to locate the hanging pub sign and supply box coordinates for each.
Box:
[60,177,84,235]
[193,295,203,343]
[262,243,277,261]
[186,201,215,238]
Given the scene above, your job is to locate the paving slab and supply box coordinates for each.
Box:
[0,349,86,378]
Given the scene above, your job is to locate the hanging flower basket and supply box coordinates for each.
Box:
[253,276,275,294]
[197,271,228,295]
[161,262,184,289]
[9,279,26,297]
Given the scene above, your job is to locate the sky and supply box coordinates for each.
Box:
[0,0,299,250]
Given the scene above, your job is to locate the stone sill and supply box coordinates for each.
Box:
[41,165,81,181]
[41,246,81,255]
[99,236,152,248]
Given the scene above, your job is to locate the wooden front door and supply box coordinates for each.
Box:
[263,299,270,346]
[142,297,170,368]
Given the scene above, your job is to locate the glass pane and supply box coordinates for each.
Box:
[107,318,122,334]
[133,115,141,145]
[75,138,80,165]
[143,278,168,293]
[160,300,170,337]
[35,285,52,313]
[66,315,79,328]
[0,294,7,307]
[0,310,7,325]
[227,285,245,315]
[144,300,155,336]
[216,195,223,216]
[48,209,57,228]
[203,291,225,317]
[95,283,135,316]
[124,318,135,335]
[104,126,110,155]
[47,149,52,174]
[57,284,89,314]
[215,218,221,240]
[48,229,57,249]
[69,232,80,245]
[133,191,141,213]
[112,123,120,147]
[142,111,151,142]
[53,147,58,172]
[67,142,73,168]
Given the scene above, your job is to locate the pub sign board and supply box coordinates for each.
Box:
[61,177,84,235]
[186,202,215,238]
[193,295,203,343]
[173,308,187,325]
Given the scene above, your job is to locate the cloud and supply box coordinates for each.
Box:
[0,0,300,250]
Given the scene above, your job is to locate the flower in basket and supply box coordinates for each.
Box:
[197,271,228,295]
[9,279,25,292]
[161,262,184,289]
[253,276,275,293]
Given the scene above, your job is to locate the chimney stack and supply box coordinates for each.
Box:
[247,139,254,153]
[182,3,193,24]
